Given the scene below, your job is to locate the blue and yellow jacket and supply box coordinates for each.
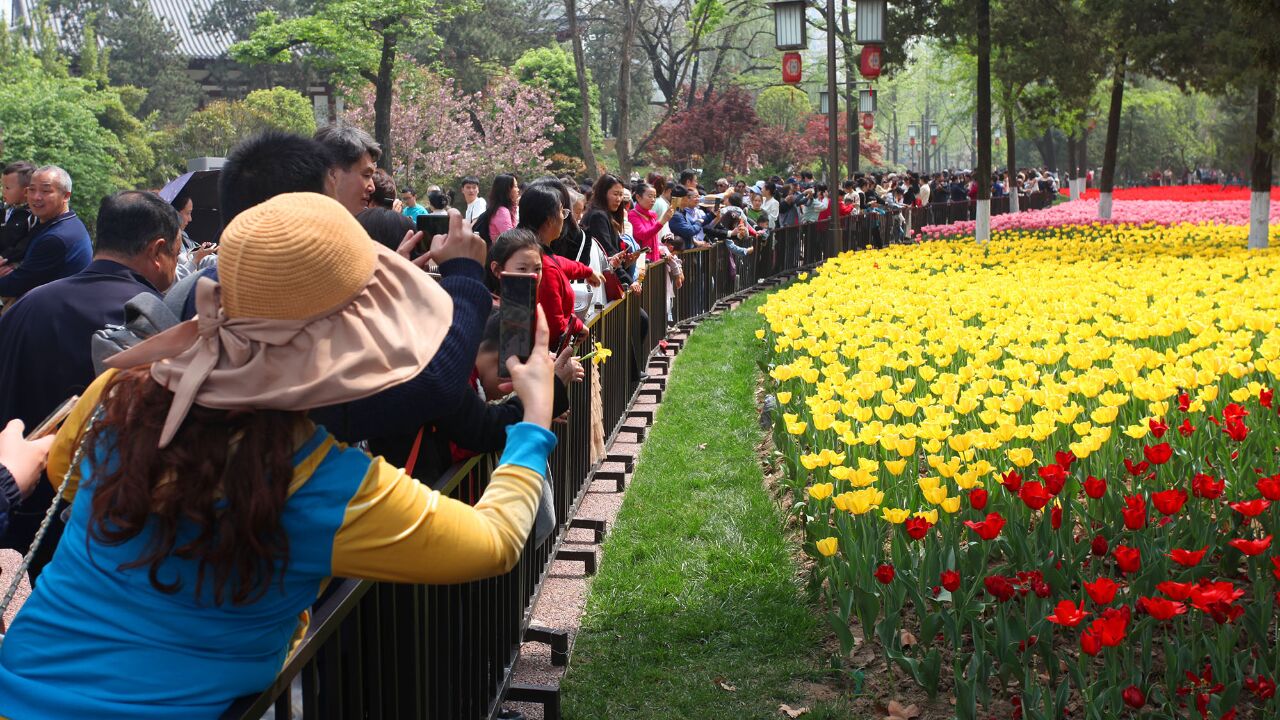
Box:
[0,369,554,719]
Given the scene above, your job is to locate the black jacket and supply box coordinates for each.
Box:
[0,205,34,263]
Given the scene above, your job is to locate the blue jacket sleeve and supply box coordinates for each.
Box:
[669,211,699,244]
[310,257,492,443]
[0,235,62,297]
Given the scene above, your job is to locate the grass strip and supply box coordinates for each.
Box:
[561,292,855,719]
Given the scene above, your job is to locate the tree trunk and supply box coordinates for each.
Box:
[1035,130,1057,173]
[616,0,640,180]
[975,0,991,242]
[373,32,396,172]
[824,0,840,248]
[1006,108,1019,213]
[1249,79,1275,249]
[1080,127,1090,186]
[1099,51,1126,219]
[565,0,599,176]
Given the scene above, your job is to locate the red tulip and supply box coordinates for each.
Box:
[874,564,895,584]
[1256,474,1280,501]
[1148,418,1168,438]
[1177,419,1195,437]
[1228,535,1273,556]
[1189,580,1245,614]
[968,488,988,510]
[1157,580,1195,601]
[1121,495,1147,530]
[963,512,1007,540]
[1168,547,1208,567]
[1001,469,1023,493]
[1113,544,1141,574]
[1050,505,1062,529]
[1124,458,1150,476]
[1038,465,1067,495]
[904,517,933,540]
[1151,488,1188,516]
[1080,629,1102,656]
[1122,685,1146,709]
[1138,596,1186,621]
[1046,600,1089,627]
[1143,443,1173,465]
[1192,473,1224,500]
[1223,402,1249,422]
[1261,388,1274,409]
[1055,450,1076,470]
[1177,392,1190,411]
[1247,675,1276,700]
[1229,499,1271,518]
[940,569,960,592]
[1273,557,1280,582]
[1224,418,1249,442]
[1083,476,1107,499]
[1083,576,1118,605]
[1090,534,1109,557]
[984,575,1016,602]
[1019,481,1052,511]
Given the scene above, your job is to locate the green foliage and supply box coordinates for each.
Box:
[157,87,316,175]
[96,0,204,125]
[431,0,556,93]
[561,292,849,718]
[756,86,812,133]
[231,0,460,87]
[513,45,601,158]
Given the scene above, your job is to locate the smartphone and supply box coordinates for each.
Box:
[416,214,450,252]
[27,395,79,440]
[497,272,539,379]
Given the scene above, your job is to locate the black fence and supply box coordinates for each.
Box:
[220,190,1048,719]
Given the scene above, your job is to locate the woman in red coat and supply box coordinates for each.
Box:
[509,184,601,347]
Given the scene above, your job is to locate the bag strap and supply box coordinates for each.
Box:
[403,426,425,478]
[0,405,103,636]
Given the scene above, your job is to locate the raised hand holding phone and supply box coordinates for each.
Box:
[0,418,57,500]
[506,305,554,429]
[420,208,486,267]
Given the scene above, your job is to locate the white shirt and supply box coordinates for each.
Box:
[465,197,487,222]
[918,183,931,205]
[761,197,780,228]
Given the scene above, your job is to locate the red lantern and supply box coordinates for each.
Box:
[909,136,916,146]
[931,136,937,145]
[782,52,802,84]
[859,45,883,79]
[861,112,874,131]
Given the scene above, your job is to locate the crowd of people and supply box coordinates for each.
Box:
[0,122,1075,716]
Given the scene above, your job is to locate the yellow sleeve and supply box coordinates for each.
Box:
[46,369,118,502]
[330,459,544,584]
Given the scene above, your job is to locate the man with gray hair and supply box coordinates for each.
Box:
[0,165,91,299]
[313,124,381,215]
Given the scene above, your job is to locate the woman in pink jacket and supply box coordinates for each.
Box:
[628,182,674,262]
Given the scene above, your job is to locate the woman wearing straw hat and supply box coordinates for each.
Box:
[0,193,558,718]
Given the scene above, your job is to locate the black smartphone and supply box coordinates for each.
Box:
[498,272,539,379]
[416,214,450,252]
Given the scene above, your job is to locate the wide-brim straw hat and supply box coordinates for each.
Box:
[106,192,453,447]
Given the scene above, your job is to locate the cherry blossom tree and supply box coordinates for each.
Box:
[346,62,561,188]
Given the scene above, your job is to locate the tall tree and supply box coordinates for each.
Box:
[974,0,991,241]
[231,0,456,170]
[615,0,642,178]
[1097,51,1126,219]
[513,45,601,160]
[564,0,600,175]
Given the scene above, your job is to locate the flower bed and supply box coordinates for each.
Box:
[1057,186,1280,203]
[917,199,1280,241]
[759,223,1280,719]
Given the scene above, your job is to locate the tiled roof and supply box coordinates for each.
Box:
[10,0,235,60]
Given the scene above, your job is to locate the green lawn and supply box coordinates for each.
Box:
[561,292,855,719]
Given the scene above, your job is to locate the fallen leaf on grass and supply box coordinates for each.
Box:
[697,443,708,450]
[779,704,809,718]
[713,677,736,692]
[884,700,921,719]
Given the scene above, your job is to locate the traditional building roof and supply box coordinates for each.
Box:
[9,0,235,60]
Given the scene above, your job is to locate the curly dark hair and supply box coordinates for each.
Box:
[84,368,305,606]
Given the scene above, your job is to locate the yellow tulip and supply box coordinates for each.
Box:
[881,507,910,524]
[923,486,948,505]
[940,496,962,514]
[913,509,939,524]
[776,391,792,404]
[815,537,838,557]
[1006,447,1036,468]
[808,483,834,501]
[884,459,907,475]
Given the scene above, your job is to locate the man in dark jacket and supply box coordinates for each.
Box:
[0,161,36,264]
[0,191,180,554]
[0,166,91,299]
